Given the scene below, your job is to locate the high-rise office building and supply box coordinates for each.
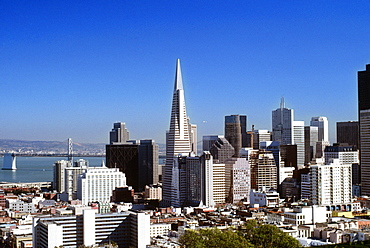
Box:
[77,166,127,206]
[106,139,158,192]
[310,117,329,142]
[304,126,319,164]
[225,115,247,156]
[53,159,89,200]
[293,121,305,168]
[280,144,297,168]
[189,122,198,154]
[110,122,129,144]
[209,137,235,163]
[260,141,280,167]
[201,151,215,207]
[359,64,370,195]
[272,98,294,145]
[337,121,359,148]
[53,160,71,192]
[253,130,271,149]
[249,150,278,191]
[202,135,223,151]
[225,157,250,204]
[162,59,193,207]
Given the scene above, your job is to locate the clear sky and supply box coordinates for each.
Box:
[0,1,369,144]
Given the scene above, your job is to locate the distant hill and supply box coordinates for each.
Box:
[0,139,106,154]
[0,139,166,155]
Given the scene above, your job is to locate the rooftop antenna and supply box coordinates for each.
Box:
[280,97,285,109]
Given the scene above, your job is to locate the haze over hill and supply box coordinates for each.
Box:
[0,139,166,156]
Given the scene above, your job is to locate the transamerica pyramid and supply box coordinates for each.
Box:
[162,59,193,207]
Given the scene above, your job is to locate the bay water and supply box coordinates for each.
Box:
[0,156,105,183]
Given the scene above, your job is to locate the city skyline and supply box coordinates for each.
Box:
[1,1,369,144]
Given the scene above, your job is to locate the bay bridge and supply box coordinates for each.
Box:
[1,138,104,170]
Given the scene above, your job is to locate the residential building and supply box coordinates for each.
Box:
[283,206,331,225]
[145,184,162,200]
[250,189,279,207]
[310,159,352,206]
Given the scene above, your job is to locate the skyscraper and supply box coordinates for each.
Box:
[310,117,329,142]
[249,150,277,191]
[209,137,235,163]
[293,120,305,168]
[225,115,246,157]
[336,121,359,148]
[106,139,158,192]
[359,64,370,195]
[304,126,319,164]
[202,135,223,151]
[272,98,294,145]
[77,166,127,206]
[110,122,129,144]
[162,59,193,207]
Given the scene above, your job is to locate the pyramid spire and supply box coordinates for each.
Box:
[174,59,183,91]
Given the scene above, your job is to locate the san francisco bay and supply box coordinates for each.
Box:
[0,156,105,183]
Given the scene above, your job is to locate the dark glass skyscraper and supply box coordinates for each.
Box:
[336,121,359,148]
[225,114,247,157]
[359,64,370,195]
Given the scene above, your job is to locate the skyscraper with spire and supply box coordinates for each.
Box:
[272,97,294,145]
[162,59,196,207]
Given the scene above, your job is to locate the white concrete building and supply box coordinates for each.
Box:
[293,120,305,168]
[6,200,37,213]
[250,189,279,207]
[311,159,352,206]
[324,146,359,165]
[77,166,126,205]
[150,223,171,237]
[283,205,331,225]
[32,209,150,248]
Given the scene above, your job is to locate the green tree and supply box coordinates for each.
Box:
[239,220,301,248]
[179,228,253,248]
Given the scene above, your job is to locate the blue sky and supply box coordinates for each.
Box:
[0,1,369,144]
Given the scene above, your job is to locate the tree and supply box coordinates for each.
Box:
[239,220,301,248]
[179,228,253,248]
